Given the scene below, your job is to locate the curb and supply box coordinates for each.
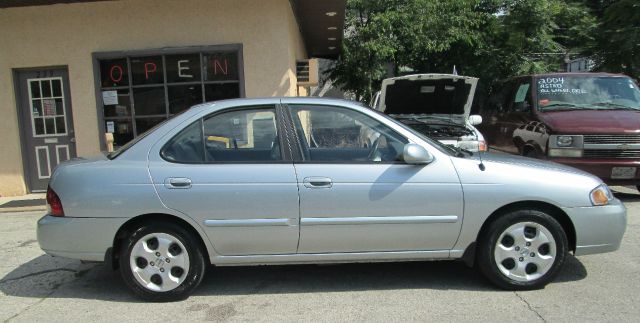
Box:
[0,206,47,213]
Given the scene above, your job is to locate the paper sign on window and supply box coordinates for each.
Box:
[43,99,57,116]
[102,90,119,105]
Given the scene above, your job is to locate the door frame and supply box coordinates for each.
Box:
[13,65,71,193]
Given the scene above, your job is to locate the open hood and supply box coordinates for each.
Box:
[377,74,478,122]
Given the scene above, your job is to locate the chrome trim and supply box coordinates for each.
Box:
[214,250,451,265]
[301,215,458,226]
[583,149,640,158]
[584,143,640,150]
[204,218,296,227]
[583,134,640,144]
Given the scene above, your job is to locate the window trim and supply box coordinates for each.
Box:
[159,105,291,165]
[92,44,245,151]
[284,104,410,165]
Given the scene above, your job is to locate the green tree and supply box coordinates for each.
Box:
[329,0,601,103]
[591,0,640,78]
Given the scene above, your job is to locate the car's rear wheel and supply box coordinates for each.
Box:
[477,209,568,290]
[119,222,206,301]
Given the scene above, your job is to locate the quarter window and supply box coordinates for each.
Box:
[289,105,408,162]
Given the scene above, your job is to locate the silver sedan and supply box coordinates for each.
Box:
[37,98,626,301]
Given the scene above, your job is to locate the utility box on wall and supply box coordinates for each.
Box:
[296,59,319,86]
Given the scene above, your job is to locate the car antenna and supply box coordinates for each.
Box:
[478,141,486,171]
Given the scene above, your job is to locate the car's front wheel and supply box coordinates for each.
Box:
[477,209,568,290]
[119,222,206,301]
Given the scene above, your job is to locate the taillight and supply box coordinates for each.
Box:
[46,186,64,217]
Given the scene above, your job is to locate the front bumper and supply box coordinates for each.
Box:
[37,215,128,262]
[551,157,640,185]
[562,198,627,256]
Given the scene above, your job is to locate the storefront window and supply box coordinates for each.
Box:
[97,47,243,148]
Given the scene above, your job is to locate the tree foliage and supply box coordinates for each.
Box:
[591,0,640,78]
[328,0,634,104]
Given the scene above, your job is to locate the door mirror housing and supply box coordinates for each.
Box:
[469,115,483,126]
[403,144,434,165]
[514,101,531,113]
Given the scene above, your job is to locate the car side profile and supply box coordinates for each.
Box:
[38,98,626,301]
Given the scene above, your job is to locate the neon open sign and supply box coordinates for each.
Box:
[100,52,239,87]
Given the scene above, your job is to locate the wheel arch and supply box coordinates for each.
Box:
[109,213,211,270]
[463,200,576,267]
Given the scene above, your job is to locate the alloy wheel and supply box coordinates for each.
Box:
[493,221,556,282]
[129,232,190,292]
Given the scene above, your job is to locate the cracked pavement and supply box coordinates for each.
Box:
[1,187,639,322]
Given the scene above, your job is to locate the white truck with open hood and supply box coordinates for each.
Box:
[372,74,486,152]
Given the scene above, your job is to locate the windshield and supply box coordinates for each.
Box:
[537,76,640,111]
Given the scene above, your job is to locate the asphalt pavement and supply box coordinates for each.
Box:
[1,187,639,322]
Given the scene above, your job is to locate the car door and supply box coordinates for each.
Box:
[480,80,514,151]
[285,103,464,254]
[148,105,300,256]
[501,78,535,154]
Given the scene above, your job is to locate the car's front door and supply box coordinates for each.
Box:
[148,105,300,256]
[286,104,463,253]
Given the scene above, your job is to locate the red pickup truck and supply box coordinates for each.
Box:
[479,72,640,189]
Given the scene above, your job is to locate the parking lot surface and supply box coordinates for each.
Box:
[1,187,639,322]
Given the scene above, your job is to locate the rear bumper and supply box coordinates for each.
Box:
[562,199,627,256]
[550,157,640,185]
[37,215,127,262]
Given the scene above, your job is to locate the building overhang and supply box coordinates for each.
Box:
[290,0,345,59]
[0,0,346,59]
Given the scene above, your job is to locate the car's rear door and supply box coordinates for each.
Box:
[148,104,300,256]
[284,103,463,254]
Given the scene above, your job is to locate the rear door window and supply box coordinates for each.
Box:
[161,106,282,163]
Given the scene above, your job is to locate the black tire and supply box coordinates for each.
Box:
[477,209,568,290]
[119,222,206,302]
[523,147,539,158]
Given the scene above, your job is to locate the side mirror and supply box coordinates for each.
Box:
[514,101,531,113]
[403,143,434,165]
[469,115,483,126]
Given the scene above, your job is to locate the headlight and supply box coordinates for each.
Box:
[457,140,487,152]
[548,135,584,157]
[556,135,573,147]
[548,148,583,157]
[590,184,613,206]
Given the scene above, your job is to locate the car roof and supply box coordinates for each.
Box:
[189,97,367,113]
[530,72,628,78]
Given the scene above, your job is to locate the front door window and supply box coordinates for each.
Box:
[288,105,407,163]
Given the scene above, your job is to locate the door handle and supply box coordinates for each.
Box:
[164,177,192,189]
[303,177,333,189]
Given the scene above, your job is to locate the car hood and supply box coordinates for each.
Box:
[378,74,478,122]
[540,109,640,134]
[477,152,593,177]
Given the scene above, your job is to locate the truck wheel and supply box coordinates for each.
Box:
[119,222,206,302]
[477,209,568,290]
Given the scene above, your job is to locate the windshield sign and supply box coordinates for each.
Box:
[537,76,640,111]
